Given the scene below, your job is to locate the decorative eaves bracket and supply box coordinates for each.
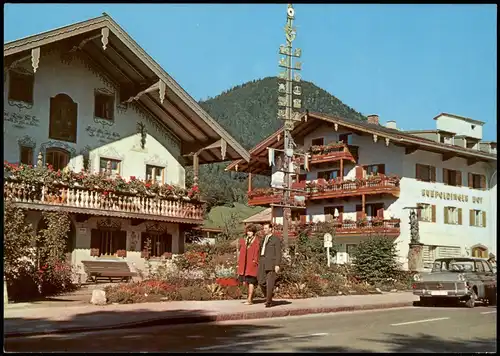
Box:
[122,80,167,104]
[7,47,40,73]
[185,139,228,186]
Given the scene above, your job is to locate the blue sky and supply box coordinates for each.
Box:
[4,4,497,140]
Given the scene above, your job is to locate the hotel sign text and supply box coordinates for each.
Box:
[421,189,483,204]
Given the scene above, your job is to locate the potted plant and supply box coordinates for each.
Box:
[215,266,238,287]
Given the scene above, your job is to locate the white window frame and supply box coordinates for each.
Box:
[445,207,459,225]
[99,157,122,176]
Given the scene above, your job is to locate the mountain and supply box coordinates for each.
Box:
[193,77,367,211]
[199,76,366,150]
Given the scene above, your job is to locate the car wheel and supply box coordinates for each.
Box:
[465,292,477,308]
[487,289,497,306]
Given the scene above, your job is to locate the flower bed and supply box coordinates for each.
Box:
[4,162,201,202]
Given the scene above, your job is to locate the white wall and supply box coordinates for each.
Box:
[435,114,483,140]
[4,50,184,186]
[270,123,496,268]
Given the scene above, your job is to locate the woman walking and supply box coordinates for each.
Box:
[237,224,260,305]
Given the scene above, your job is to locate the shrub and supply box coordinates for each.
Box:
[351,235,399,285]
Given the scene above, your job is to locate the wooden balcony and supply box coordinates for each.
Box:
[247,187,308,207]
[4,181,205,224]
[299,143,359,165]
[273,219,401,238]
[308,175,400,201]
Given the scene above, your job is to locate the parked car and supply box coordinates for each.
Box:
[412,257,497,308]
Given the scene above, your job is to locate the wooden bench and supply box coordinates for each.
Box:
[81,260,137,283]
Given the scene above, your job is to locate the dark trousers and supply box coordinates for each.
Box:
[259,270,277,303]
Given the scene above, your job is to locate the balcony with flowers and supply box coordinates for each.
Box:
[299,142,359,165]
[247,187,308,207]
[3,161,205,224]
[307,174,400,200]
[273,218,401,239]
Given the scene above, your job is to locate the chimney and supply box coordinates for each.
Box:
[367,114,379,125]
[386,120,397,130]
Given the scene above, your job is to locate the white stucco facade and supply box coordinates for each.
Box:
[270,122,497,270]
[4,50,191,279]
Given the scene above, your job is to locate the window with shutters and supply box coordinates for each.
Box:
[94,92,114,121]
[365,164,385,176]
[339,133,353,145]
[417,203,435,223]
[90,229,127,257]
[311,137,324,146]
[443,168,461,186]
[444,206,461,225]
[469,173,486,190]
[9,69,34,104]
[49,94,78,143]
[46,148,70,171]
[141,232,172,258]
[19,146,33,165]
[365,203,384,218]
[415,164,436,182]
[100,158,121,175]
[469,209,486,228]
[146,164,165,184]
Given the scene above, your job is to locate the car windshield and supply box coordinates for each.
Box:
[432,260,475,272]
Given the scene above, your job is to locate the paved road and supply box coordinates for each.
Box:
[5,306,496,353]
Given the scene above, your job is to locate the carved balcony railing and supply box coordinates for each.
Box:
[4,181,205,223]
[297,143,359,165]
[307,175,400,200]
[273,218,401,238]
[247,175,400,205]
[247,187,307,207]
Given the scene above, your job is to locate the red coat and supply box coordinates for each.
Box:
[237,237,260,277]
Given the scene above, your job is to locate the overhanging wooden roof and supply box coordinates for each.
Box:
[4,13,250,165]
[226,112,497,176]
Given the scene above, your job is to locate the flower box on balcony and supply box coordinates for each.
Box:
[216,277,239,287]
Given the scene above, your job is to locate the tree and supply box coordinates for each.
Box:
[351,235,399,285]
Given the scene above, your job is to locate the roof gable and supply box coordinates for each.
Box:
[4,13,250,165]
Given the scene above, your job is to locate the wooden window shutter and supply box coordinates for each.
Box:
[90,229,100,256]
[378,164,386,175]
[430,166,436,182]
[356,211,363,220]
[416,204,422,220]
[482,211,486,228]
[468,173,473,188]
[300,213,307,224]
[455,170,462,187]
[469,209,475,226]
[442,169,449,185]
[480,175,486,190]
[355,166,364,179]
[457,208,462,225]
[431,205,436,223]
[376,207,384,218]
[166,234,173,253]
[444,207,449,224]
[116,230,127,252]
[415,164,421,180]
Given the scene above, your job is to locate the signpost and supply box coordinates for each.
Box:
[324,233,333,267]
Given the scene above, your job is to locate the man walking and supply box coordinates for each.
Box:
[258,223,282,308]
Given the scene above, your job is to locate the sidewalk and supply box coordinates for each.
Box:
[4,292,418,338]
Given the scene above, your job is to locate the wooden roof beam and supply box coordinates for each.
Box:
[405,145,419,155]
[442,152,456,162]
[467,158,479,166]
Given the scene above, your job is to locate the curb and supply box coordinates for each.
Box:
[4,301,413,338]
